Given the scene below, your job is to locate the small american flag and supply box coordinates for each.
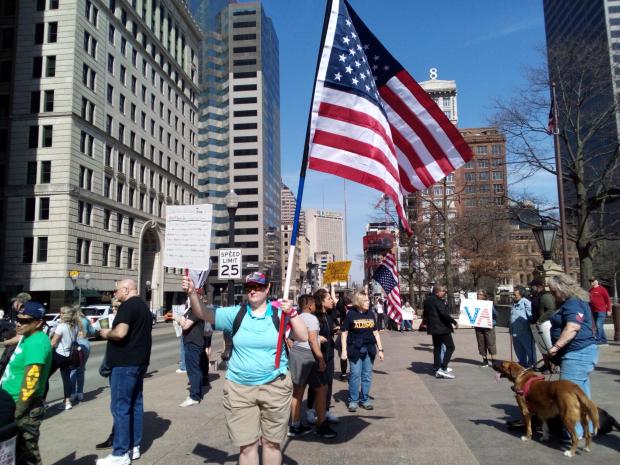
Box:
[372,252,402,323]
[307,0,473,234]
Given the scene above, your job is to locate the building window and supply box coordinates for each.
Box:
[464,172,475,182]
[39,197,50,220]
[127,247,133,269]
[105,145,112,166]
[476,145,488,155]
[104,176,112,197]
[30,91,40,113]
[108,24,115,44]
[493,184,504,193]
[28,126,39,148]
[79,166,93,190]
[479,172,489,181]
[41,161,51,183]
[477,159,489,168]
[34,23,44,44]
[46,56,56,77]
[492,171,504,180]
[115,246,122,268]
[116,183,124,202]
[47,22,58,43]
[43,90,54,112]
[104,209,111,229]
[25,198,36,221]
[23,238,34,263]
[102,243,110,267]
[76,238,91,264]
[117,152,124,172]
[107,53,114,74]
[37,237,48,262]
[492,144,503,155]
[27,162,37,184]
[107,84,113,104]
[36,0,46,11]
[32,56,42,78]
[128,217,134,236]
[41,125,52,147]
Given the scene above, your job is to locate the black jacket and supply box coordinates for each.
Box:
[423,294,457,335]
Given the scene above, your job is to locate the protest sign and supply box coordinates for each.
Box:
[458,298,494,329]
[322,260,351,284]
[164,204,213,270]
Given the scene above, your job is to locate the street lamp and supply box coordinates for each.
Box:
[532,218,558,261]
[225,189,239,306]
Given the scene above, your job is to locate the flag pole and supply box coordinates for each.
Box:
[551,82,570,273]
[275,0,335,368]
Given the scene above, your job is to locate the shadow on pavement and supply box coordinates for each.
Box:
[193,443,239,464]
[413,346,433,353]
[490,403,521,419]
[44,386,108,420]
[283,415,390,447]
[408,361,435,375]
[594,433,620,453]
[141,411,171,453]
[52,452,99,465]
[451,357,485,366]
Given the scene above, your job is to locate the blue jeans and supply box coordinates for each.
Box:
[348,353,374,404]
[110,365,146,456]
[69,342,90,395]
[511,323,536,367]
[400,320,412,331]
[560,344,598,437]
[184,342,204,401]
[179,338,186,371]
[593,312,608,344]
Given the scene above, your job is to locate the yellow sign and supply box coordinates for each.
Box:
[323,261,352,284]
[69,270,79,279]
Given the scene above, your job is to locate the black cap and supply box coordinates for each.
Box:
[529,278,544,287]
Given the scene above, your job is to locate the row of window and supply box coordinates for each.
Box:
[463,184,504,194]
[474,144,503,155]
[463,197,505,207]
[463,171,505,181]
[463,159,503,169]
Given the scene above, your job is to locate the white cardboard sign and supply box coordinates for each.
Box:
[458,298,494,329]
[164,204,213,270]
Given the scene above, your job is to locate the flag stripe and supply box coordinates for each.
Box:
[393,71,473,166]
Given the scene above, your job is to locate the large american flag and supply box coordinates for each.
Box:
[372,252,402,323]
[307,0,473,233]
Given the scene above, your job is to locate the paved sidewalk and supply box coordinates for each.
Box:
[38,325,619,465]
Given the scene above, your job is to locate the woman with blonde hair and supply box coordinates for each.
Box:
[341,290,384,412]
[48,305,83,410]
[547,273,598,440]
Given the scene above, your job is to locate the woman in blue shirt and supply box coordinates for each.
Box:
[547,273,598,439]
[183,272,307,465]
[510,286,536,367]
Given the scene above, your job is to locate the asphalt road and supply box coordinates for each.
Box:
[46,323,225,404]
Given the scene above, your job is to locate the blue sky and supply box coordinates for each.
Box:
[257,0,554,282]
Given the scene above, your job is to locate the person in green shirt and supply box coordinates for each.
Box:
[0,301,52,465]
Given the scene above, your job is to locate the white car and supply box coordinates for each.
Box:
[81,305,111,327]
[43,313,60,336]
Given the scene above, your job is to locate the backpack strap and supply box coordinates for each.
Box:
[231,304,247,338]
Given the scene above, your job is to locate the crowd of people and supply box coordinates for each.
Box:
[0,270,613,465]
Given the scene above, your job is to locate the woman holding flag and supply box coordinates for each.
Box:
[182,272,307,465]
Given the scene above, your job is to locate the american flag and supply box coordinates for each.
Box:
[307,0,473,234]
[372,252,402,323]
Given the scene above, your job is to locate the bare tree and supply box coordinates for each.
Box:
[493,40,620,288]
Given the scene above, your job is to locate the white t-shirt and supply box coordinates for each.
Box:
[375,303,384,314]
[54,322,79,357]
[401,305,414,321]
[293,312,320,351]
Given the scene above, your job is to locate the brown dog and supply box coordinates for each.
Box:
[494,360,599,457]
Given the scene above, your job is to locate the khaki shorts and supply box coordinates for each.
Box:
[222,372,293,447]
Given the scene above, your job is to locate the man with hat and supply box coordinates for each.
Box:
[0,301,52,465]
[529,277,556,324]
[182,271,308,465]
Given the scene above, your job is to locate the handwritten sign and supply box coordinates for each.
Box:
[164,204,213,270]
[458,298,494,329]
[322,260,352,284]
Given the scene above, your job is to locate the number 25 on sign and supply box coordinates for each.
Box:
[218,249,242,279]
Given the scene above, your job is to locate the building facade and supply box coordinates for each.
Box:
[305,208,346,264]
[191,0,282,299]
[2,0,201,310]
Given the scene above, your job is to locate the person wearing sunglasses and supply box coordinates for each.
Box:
[0,301,52,465]
[182,271,308,465]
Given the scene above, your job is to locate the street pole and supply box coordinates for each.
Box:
[227,208,237,306]
[614,269,619,305]
[551,83,570,273]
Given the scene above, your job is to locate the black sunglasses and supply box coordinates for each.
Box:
[245,284,267,292]
[16,317,36,324]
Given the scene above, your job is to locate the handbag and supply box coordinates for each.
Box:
[68,328,82,369]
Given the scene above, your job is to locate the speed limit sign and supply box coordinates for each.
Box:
[218,249,242,279]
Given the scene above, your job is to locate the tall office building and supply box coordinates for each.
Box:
[305,209,346,263]
[1,0,201,310]
[190,0,282,297]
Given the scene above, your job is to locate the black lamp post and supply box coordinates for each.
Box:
[532,218,558,261]
[225,189,239,306]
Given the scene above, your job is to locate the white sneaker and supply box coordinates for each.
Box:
[325,410,340,424]
[131,446,140,460]
[96,454,130,465]
[176,368,187,374]
[179,397,199,407]
[436,369,455,379]
[57,401,72,410]
[305,408,316,424]
[445,367,454,373]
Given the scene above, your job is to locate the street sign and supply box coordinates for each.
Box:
[218,249,242,280]
[69,270,79,279]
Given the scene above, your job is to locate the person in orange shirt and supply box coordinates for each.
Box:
[588,277,611,346]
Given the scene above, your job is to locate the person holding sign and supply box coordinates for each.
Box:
[473,290,497,367]
[182,272,307,465]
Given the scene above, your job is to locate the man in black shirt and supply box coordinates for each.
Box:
[423,285,457,379]
[98,279,152,465]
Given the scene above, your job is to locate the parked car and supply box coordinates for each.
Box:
[81,305,111,328]
[43,313,60,336]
